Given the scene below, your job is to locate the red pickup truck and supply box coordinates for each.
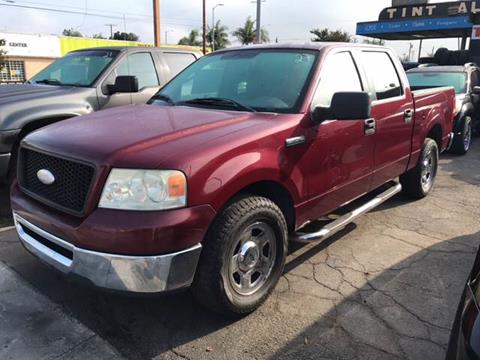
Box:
[10,44,455,315]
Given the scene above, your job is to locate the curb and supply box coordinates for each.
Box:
[0,226,15,233]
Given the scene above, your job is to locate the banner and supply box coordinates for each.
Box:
[0,32,60,58]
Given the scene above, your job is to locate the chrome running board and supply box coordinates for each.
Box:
[293,182,402,244]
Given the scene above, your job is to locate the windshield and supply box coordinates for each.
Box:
[152,49,318,113]
[407,71,467,94]
[30,50,119,87]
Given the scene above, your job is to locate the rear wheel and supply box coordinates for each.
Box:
[400,138,439,199]
[450,116,472,155]
[192,196,288,315]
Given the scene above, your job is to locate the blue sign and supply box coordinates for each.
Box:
[357,16,472,35]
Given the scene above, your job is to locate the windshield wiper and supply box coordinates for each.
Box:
[34,79,64,86]
[179,97,256,112]
[151,93,176,106]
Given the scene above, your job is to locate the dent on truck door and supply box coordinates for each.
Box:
[361,51,414,189]
[299,51,375,219]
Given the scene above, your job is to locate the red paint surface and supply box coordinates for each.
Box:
[13,44,456,255]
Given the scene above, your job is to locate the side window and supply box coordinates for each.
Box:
[362,51,403,101]
[312,51,363,108]
[470,70,480,88]
[111,52,159,89]
[163,52,197,78]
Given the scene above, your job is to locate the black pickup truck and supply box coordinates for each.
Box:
[0,46,201,183]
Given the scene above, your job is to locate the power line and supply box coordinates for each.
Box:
[8,0,153,19]
[0,2,148,21]
[0,2,202,28]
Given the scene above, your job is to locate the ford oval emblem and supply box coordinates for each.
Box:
[36,169,55,185]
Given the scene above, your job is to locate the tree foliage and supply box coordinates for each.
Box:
[62,28,83,37]
[92,33,106,39]
[0,39,6,71]
[178,30,202,46]
[310,28,351,42]
[233,17,269,45]
[207,21,230,50]
[111,31,139,41]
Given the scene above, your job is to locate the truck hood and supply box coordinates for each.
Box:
[0,84,71,103]
[23,104,289,170]
[0,84,95,130]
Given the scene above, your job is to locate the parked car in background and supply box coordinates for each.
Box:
[11,43,455,315]
[0,46,201,183]
[446,245,480,360]
[407,64,480,155]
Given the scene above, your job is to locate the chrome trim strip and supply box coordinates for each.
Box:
[293,182,402,243]
[13,213,202,293]
[285,136,306,148]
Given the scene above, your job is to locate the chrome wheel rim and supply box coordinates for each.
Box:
[228,222,277,296]
[421,150,436,191]
[464,118,472,151]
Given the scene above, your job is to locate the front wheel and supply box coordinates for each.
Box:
[192,196,288,315]
[450,116,472,155]
[400,138,439,199]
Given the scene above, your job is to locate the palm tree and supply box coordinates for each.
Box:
[178,30,202,47]
[207,21,230,50]
[233,17,269,45]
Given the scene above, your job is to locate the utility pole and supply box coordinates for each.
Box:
[202,0,207,54]
[212,4,224,52]
[105,23,117,39]
[256,0,261,44]
[153,0,161,47]
[165,29,173,45]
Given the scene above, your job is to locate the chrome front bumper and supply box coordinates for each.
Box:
[13,214,202,293]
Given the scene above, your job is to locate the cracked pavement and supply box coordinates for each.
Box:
[0,141,479,360]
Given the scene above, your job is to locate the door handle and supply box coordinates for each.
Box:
[364,118,376,136]
[404,109,414,123]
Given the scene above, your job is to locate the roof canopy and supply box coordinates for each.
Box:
[357,1,477,40]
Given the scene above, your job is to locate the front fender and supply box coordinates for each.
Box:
[187,148,303,212]
[454,102,474,133]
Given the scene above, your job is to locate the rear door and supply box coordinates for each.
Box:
[358,50,414,189]
[160,51,198,82]
[300,50,375,218]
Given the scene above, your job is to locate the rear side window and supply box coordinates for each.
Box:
[471,70,480,88]
[115,52,159,89]
[362,51,403,101]
[312,51,363,108]
[163,52,197,78]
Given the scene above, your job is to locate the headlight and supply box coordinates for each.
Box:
[99,169,187,210]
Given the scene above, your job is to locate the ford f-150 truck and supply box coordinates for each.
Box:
[10,44,456,315]
[0,46,201,183]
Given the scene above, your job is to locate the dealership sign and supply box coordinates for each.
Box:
[0,32,60,58]
[381,1,480,20]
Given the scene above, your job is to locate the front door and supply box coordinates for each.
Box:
[359,50,414,189]
[297,50,376,221]
[98,52,161,109]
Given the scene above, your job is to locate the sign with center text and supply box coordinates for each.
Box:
[0,32,60,58]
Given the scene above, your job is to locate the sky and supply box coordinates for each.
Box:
[0,0,461,59]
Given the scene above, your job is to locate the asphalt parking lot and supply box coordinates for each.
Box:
[0,141,479,360]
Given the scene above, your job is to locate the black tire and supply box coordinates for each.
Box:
[400,138,439,199]
[192,195,288,315]
[450,116,472,155]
